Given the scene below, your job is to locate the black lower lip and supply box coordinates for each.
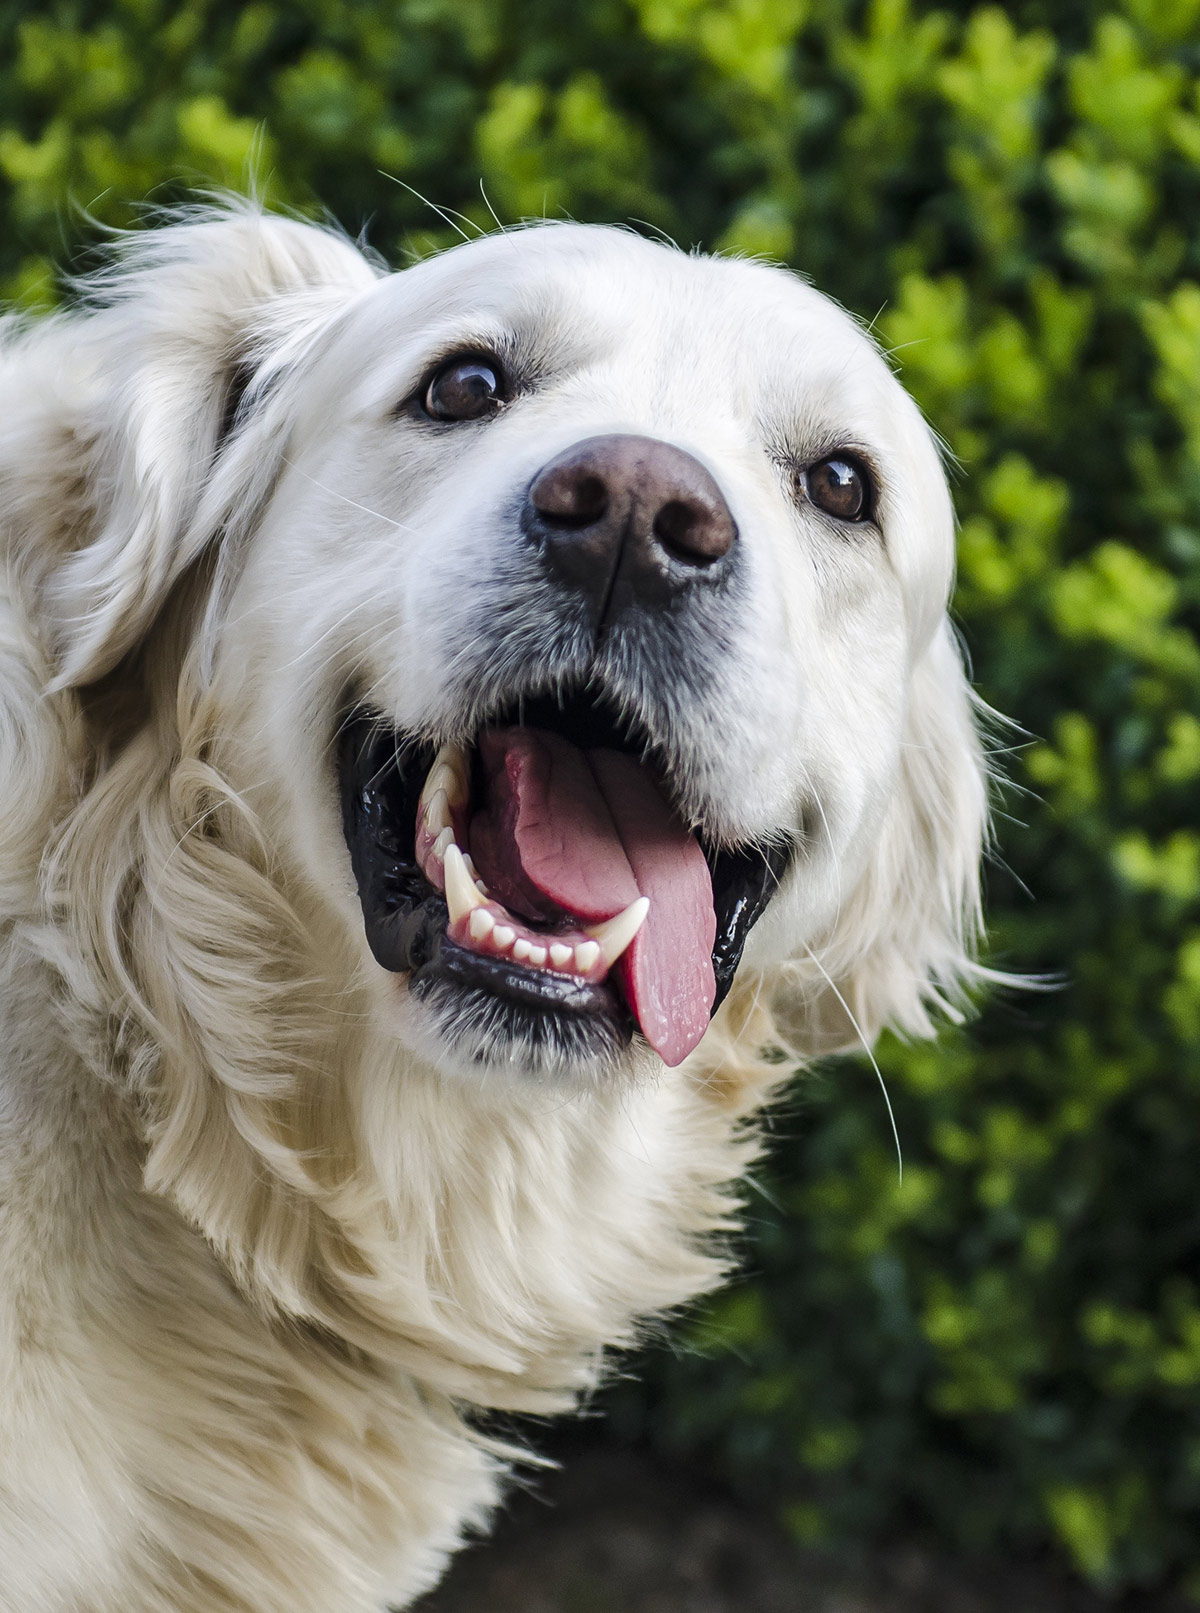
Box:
[337,705,791,1050]
[421,937,620,1015]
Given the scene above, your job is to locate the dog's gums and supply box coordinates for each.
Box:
[414,750,649,982]
[440,845,650,988]
[338,692,792,1068]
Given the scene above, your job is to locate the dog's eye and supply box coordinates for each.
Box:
[423,355,507,422]
[804,456,872,522]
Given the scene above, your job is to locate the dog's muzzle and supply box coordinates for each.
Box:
[337,436,789,1074]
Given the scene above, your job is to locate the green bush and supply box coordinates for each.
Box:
[4,0,1199,1595]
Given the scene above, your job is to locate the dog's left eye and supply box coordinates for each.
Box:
[803,455,873,523]
[422,355,507,422]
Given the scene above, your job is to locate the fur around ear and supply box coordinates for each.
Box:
[785,618,991,1054]
[0,205,379,688]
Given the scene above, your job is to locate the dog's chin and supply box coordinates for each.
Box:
[359,917,641,1086]
[389,966,644,1089]
[414,934,634,1073]
[336,686,792,1083]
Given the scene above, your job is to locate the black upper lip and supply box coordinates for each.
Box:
[337,681,792,1034]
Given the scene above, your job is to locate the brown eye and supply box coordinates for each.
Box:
[805,455,872,522]
[423,355,506,422]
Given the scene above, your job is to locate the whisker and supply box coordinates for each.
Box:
[282,460,422,537]
[803,944,903,1185]
[271,602,381,677]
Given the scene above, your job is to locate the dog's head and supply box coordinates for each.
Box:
[8,208,986,1096]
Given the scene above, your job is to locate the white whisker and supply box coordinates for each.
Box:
[803,944,903,1185]
[282,459,422,536]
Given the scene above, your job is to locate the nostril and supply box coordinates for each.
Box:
[653,497,734,565]
[531,469,609,529]
[527,435,738,607]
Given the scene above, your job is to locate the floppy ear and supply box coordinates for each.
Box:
[1,205,378,688]
[790,619,991,1053]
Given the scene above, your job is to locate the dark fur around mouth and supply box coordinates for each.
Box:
[337,689,791,1067]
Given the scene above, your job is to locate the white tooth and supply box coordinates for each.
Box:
[492,924,515,951]
[435,743,470,806]
[586,897,650,967]
[475,879,488,893]
[427,762,454,800]
[461,851,476,874]
[424,787,451,833]
[528,945,547,967]
[468,907,494,942]
[420,744,470,818]
[549,943,573,969]
[443,843,485,923]
[512,938,533,961]
[433,826,454,859]
[574,940,600,973]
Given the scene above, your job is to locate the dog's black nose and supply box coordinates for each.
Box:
[525,434,737,616]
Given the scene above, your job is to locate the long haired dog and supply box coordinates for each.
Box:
[0,207,987,1612]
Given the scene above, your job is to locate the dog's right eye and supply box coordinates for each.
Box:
[422,355,507,422]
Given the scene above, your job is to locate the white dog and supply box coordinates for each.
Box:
[0,205,987,1612]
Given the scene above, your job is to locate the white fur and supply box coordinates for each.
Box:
[0,205,988,1611]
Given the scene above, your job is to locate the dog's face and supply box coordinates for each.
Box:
[22,214,985,1090]
[194,223,971,1083]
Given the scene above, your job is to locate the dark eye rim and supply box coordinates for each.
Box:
[797,450,878,525]
[409,349,512,424]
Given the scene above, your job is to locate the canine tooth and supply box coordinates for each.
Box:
[528,945,547,967]
[424,787,451,833]
[420,746,464,809]
[586,897,650,968]
[512,938,533,961]
[492,924,516,951]
[468,907,494,942]
[431,742,470,806]
[427,763,455,801]
[574,940,601,973]
[443,843,485,923]
[549,943,573,969]
[418,749,469,838]
[433,826,454,859]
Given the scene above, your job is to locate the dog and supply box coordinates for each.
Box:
[0,204,988,1612]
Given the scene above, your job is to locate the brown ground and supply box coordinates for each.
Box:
[416,1441,1185,1613]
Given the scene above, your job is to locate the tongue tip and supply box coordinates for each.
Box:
[650,1028,707,1067]
[617,950,716,1067]
[641,1005,713,1066]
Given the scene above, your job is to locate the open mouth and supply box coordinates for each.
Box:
[338,686,790,1069]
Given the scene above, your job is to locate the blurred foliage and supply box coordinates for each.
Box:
[3,0,1200,1597]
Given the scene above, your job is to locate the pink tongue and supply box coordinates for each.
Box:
[470,729,716,1066]
[587,750,718,1066]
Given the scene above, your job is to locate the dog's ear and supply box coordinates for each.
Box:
[4,205,378,687]
[788,620,991,1053]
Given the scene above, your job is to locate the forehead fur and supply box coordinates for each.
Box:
[352,221,883,378]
